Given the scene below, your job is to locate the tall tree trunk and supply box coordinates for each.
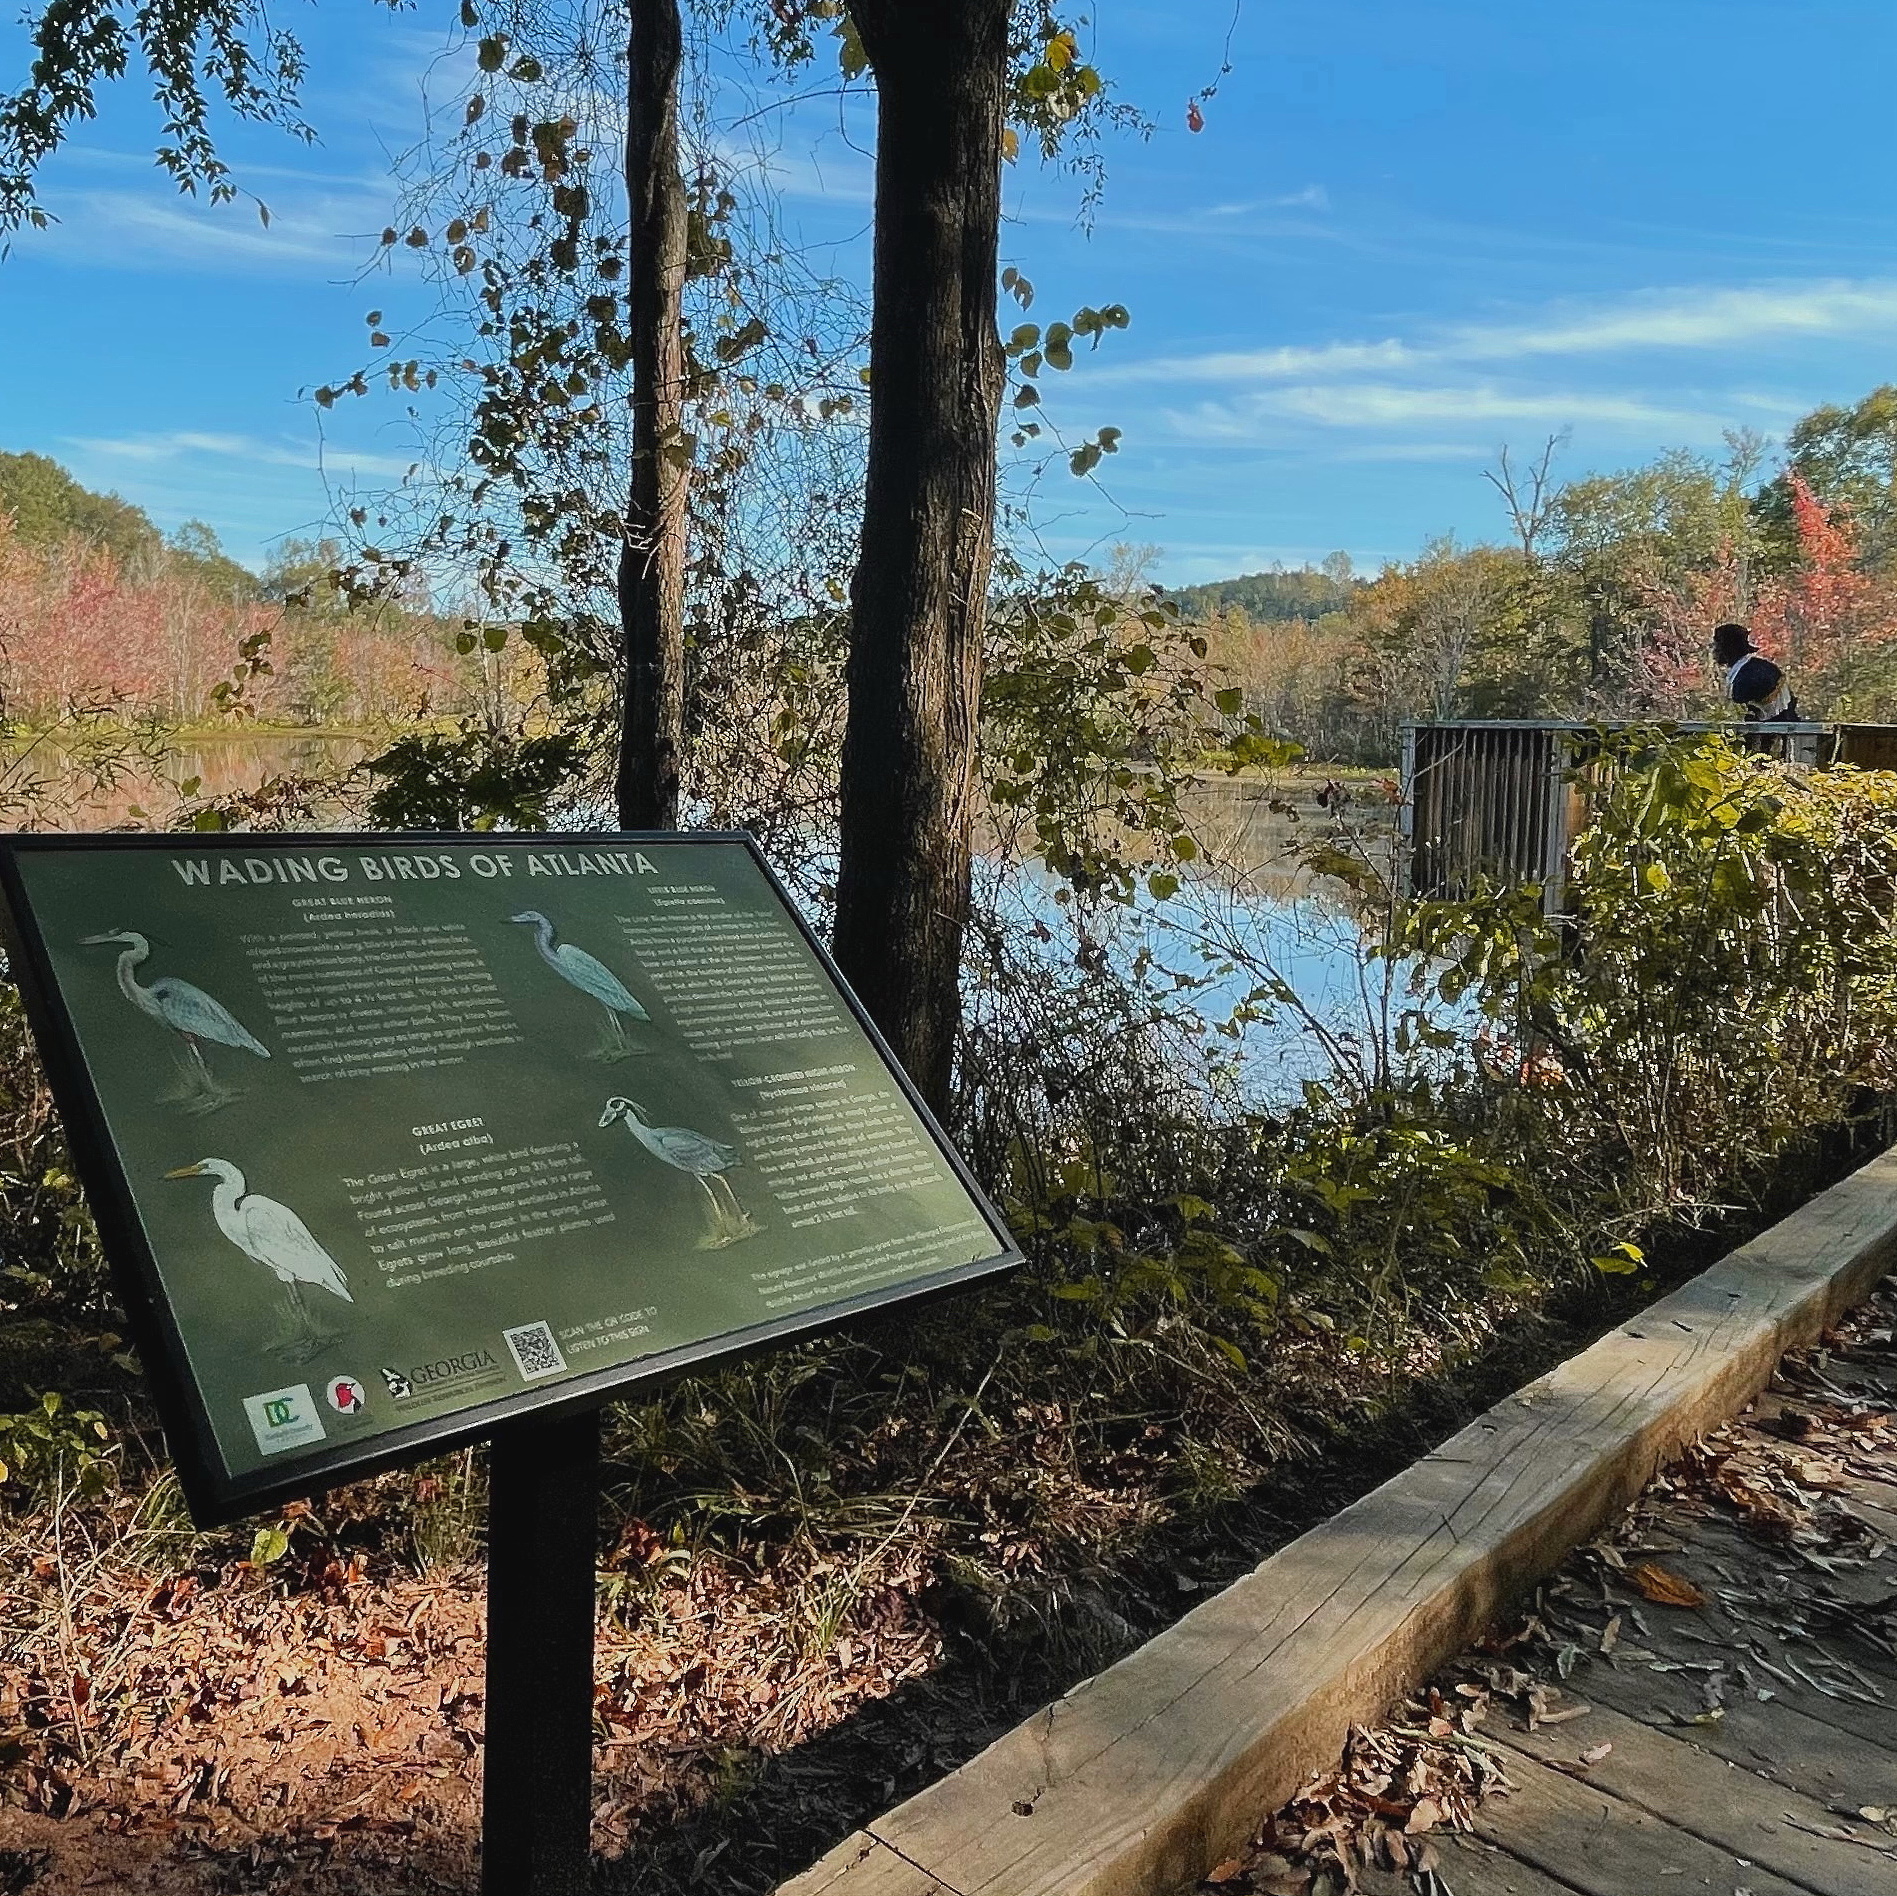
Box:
[831,0,1009,1115]
[615,0,689,830]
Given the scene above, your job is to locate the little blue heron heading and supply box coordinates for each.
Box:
[509,910,650,1059]
[81,930,268,1114]
[165,1158,351,1362]
[598,1096,757,1247]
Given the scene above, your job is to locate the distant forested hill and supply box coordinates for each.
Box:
[1166,562,1361,623]
[0,450,258,597]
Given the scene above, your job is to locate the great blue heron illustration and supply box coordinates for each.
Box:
[164,1158,352,1363]
[509,910,651,1059]
[598,1096,758,1247]
[81,930,269,1113]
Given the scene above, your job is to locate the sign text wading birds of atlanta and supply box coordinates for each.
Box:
[0,832,1019,1523]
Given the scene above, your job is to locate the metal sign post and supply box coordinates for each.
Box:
[483,1407,601,1896]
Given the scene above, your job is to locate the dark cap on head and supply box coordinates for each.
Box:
[1711,622,1754,664]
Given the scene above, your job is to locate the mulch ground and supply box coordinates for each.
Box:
[0,1519,938,1894]
[1198,1272,1897,1896]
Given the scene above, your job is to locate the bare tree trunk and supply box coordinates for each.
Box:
[614,0,689,830]
[831,0,1009,1114]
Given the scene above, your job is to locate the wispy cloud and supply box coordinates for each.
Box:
[1101,276,1897,391]
[1206,185,1330,216]
[68,431,419,481]
[1454,279,1897,360]
[24,178,392,276]
[1170,384,1721,451]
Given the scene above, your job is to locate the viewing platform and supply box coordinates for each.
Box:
[1400,719,1897,904]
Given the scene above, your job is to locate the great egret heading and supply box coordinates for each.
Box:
[81,930,268,1114]
[598,1096,758,1247]
[509,910,650,1059]
[165,1158,351,1363]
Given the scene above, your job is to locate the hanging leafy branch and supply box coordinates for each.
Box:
[0,0,358,231]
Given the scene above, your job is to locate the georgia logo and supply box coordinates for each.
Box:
[379,1365,414,1400]
[325,1375,368,1415]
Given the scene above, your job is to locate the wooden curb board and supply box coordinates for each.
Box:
[776,1144,1897,1896]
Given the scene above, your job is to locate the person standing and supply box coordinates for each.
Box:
[1711,622,1799,722]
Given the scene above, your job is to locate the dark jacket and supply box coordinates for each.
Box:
[1727,652,1798,722]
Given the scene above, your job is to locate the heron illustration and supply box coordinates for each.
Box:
[598,1096,759,1248]
[509,910,651,1060]
[164,1159,352,1363]
[81,930,269,1114]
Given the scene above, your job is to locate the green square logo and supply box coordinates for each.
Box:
[243,1384,325,1456]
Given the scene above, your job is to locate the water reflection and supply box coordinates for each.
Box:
[7,731,375,830]
[994,776,1432,1106]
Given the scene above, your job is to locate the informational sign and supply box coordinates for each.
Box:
[0,832,1019,1522]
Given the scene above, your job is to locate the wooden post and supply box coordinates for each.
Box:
[483,1407,600,1896]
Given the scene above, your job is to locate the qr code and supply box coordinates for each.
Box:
[503,1320,568,1381]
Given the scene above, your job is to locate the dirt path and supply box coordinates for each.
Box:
[1198,1275,1897,1896]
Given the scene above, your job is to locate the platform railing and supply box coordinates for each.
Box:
[1399,720,1897,905]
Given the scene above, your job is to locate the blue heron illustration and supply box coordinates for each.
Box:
[81,930,268,1113]
[165,1158,351,1362]
[598,1096,758,1247]
[509,910,651,1059]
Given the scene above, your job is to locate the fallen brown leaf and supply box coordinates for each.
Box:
[1632,1561,1708,1608]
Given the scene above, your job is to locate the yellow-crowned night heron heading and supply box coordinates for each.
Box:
[597,1096,759,1247]
[510,910,650,1059]
[165,1158,351,1362]
[81,930,268,1114]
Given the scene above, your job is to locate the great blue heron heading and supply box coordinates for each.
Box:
[598,1096,758,1247]
[165,1158,351,1362]
[81,930,268,1113]
[509,911,650,1058]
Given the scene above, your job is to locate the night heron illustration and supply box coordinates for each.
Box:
[164,1158,352,1362]
[509,910,651,1059]
[597,1096,758,1247]
[81,930,269,1113]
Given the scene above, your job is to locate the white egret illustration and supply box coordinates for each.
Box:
[81,930,269,1113]
[510,910,651,1059]
[598,1096,759,1247]
[165,1158,352,1363]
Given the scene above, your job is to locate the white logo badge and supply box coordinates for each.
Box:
[324,1375,368,1416]
[243,1384,325,1456]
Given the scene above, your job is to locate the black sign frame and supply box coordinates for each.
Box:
[0,829,1022,1526]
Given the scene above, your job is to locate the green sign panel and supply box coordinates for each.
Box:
[0,833,1018,1522]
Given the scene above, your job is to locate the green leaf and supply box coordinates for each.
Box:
[834,17,869,78]
[1214,686,1244,716]
[1590,1241,1646,1276]
[250,1526,291,1565]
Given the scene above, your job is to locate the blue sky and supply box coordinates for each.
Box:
[3,0,1896,582]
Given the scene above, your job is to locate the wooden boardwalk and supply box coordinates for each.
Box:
[1210,1275,1897,1896]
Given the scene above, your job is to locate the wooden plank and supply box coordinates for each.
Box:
[775,1833,951,1896]
[1571,1648,1897,1812]
[1468,1751,1814,1896]
[1351,1836,1595,1896]
[1587,1515,1897,1755]
[814,1150,1897,1896]
[1295,1838,1588,1896]
[1493,1707,1897,1896]
[1428,1833,1590,1896]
